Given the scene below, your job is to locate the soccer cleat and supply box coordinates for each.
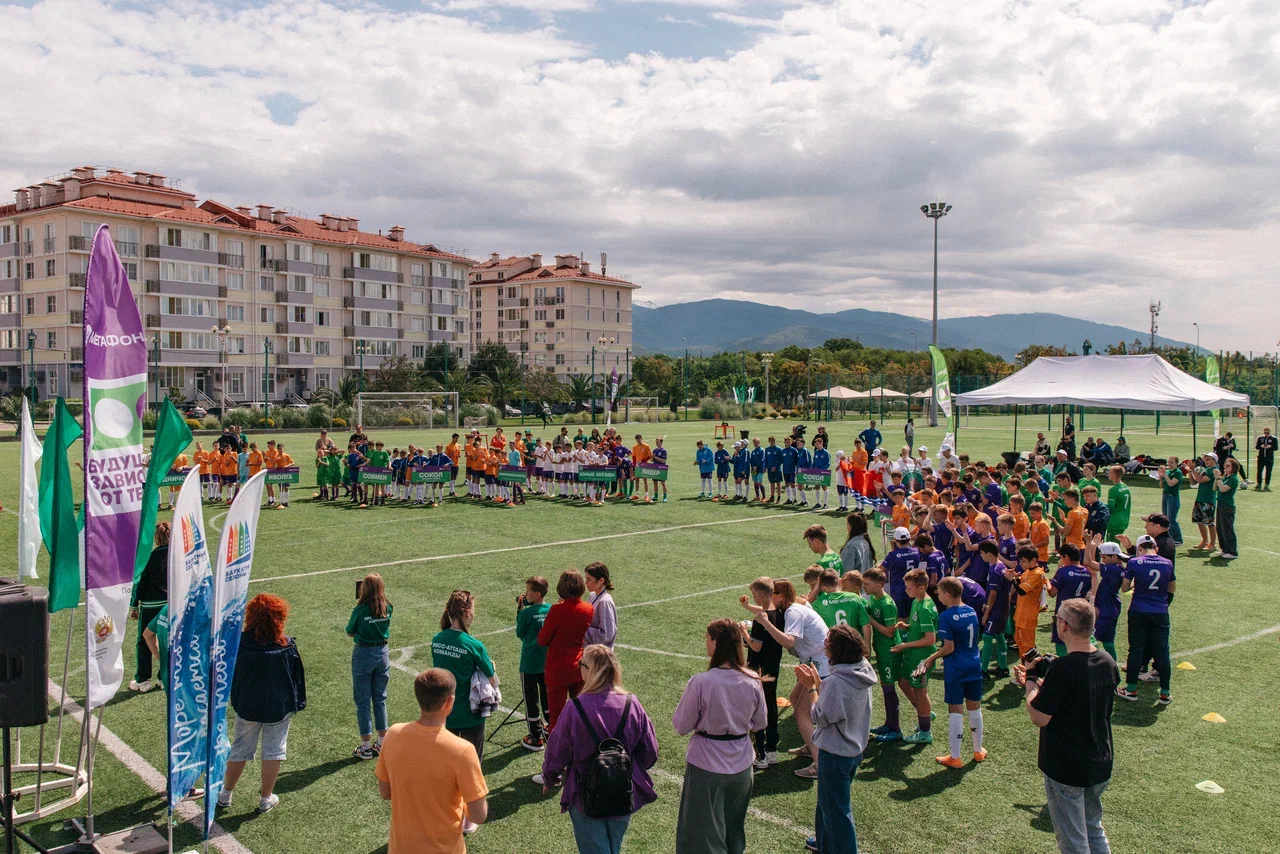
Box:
[972,750,988,763]
[1115,687,1139,702]
[875,730,903,742]
[935,755,964,769]
[257,793,280,814]
[903,730,933,744]
[521,735,546,751]
[793,763,819,779]
[630,495,640,501]
[870,724,893,735]
[1138,670,1159,683]
[1157,693,1172,706]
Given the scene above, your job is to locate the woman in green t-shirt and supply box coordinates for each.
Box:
[1214,459,1241,559]
[431,590,497,764]
[1158,456,1185,545]
[348,573,393,760]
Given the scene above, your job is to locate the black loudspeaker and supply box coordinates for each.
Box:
[0,580,50,728]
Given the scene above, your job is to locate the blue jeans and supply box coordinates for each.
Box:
[1161,492,1182,544]
[1043,775,1110,853]
[351,645,389,737]
[815,749,862,853]
[568,807,631,854]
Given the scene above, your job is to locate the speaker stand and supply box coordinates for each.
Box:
[3,726,51,854]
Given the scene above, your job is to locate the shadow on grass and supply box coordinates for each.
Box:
[1111,696,1169,728]
[886,760,977,801]
[273,757,353,796]
[1012,800,1056,833]
[855,741,917,788]
[983,681,1026,713]
[485,774,552,822]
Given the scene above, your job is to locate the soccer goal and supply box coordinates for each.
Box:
[355,392,459,430]
[1249,405,1278,434]
[619,397,660,423]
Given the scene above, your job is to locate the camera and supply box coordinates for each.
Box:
[516,593,527,610]
[1021,647,1056,681]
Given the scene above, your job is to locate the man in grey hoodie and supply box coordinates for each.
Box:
[794,624,878,853]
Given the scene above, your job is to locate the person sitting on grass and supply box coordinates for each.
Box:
[919,577,987,768]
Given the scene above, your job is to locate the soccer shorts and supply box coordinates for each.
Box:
[223,474,237,485]
[451,465,460,480]
[1013,621,1037,658]
[876,650,902,684]
[837,485,849,495]
[903,652,932,688]
[1094,611,1119,643]
[944,678,984,705]
[1192,501,1215,525]
[717,470,730,480]
[752,472,763,483]
[784,472,796,485]
[768,471,782,484]
[315,468,327,487]
[982,614,1008,637]
[484,474,495,485]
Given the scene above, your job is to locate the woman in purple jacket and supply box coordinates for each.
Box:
[541,644,659,854]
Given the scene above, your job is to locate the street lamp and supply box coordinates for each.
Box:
[593,335,613,426]
[910,330,916,352]
[921,200,952,427]
[211,324,232,421]
[26,330,37,408]
[262,338,273,419]
[356,340,371,394]
[682,337,689,422]
[151,334,161,411]
[1193,322,1200,354]
[761,352,774,412]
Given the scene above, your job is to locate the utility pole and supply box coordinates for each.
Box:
[1149,301,1161,352]
[152,334,161,411]
[262,338,272,420]
[762,352,773,412]
[920,200,952,427]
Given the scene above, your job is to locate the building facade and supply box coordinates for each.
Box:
[1,166,472,407]
[469,253,638,378]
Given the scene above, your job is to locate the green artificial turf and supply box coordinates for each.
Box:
[3,415,1278,853]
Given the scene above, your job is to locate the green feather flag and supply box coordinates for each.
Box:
[38,397,84,613]
[132,399,193,582]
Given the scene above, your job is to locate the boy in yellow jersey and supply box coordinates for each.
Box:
[445,434,461,497]
[273,443,295,508]
[263,440,282,506]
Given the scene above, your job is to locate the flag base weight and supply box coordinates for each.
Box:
[44,820,165,854]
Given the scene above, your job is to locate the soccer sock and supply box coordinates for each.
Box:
[882,684,900,731]
[1102,641,1118,661]
[949,713,964,760]
[981,636,994,672]
[918,715,932,733]
[995,635,1008,669]
[969,709,984,754]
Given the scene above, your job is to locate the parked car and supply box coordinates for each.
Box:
[183,404,207,419]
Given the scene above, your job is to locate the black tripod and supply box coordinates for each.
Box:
[3,727,51,854]
[485,698,528,748]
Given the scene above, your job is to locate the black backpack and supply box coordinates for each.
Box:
[572,695,634,819]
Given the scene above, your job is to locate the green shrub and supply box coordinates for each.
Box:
[332,416,348,430]
[222,407,260,429]
[201,415,220,430]
[307,404,331,428]
[754,413,765,420]
[185,418,202,431]
[396,417,414,426]
[279,408,307,429]
[142,409,158,430]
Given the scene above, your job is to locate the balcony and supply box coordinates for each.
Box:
[546,321,555,328]
[343,266,403,285]
[396,329,405,339]
[146,243,221,265]
[276,322,289,334]
[218,285,228,298]
[68,273,86,288]
[68,235,92,251]
[546,344,555,351]
[519,298,529,307]
[534,295,564,306]
[259,258,287,271]
[520,342,529,351]
[21,241,34,256]
[342,296,355,308]
[314,264,331,278]
[396,300,405,312]
[0,243,15,259]
[410,275,425,287]
[276,291,290,303]
[428,329,453,343]
[343,325,356,337]
[43,238,56,254]
[115,240,139,257]
[145,279,161,293]
[219,253,245,268]
[343,355,356,367]
[519,320,529,329]
[429,302,455,316]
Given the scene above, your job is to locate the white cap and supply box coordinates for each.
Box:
[871,448,882,456]
[1098,542,1123,556]
[836,450,846,458]
[893,526,911,541]
[1057,449,1068,457]
[918,446,928,453]
[1136,534,1157,548]
[1204,452,1218,461]
[940,443,952,451]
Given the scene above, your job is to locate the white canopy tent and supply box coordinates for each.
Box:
[866,387,907,398]
[807,385,868,400]
[954,354,1250,457]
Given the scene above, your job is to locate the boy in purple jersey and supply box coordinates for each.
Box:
[880,527,922,618]
[925,506,954,570]
[1117,535,1175,704]
[979,470,1004,523]
[1082,535,1125,662]
[976,541,1011,677]
[921,577,987,768]
[957,575,988,613]
[950,515,996,588]
[652,437,669,502]
[1048,543,1092,656]
[996,515,1019,566]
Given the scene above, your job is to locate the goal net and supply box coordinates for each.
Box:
[1249,405,1278,434]
[355,392,459,430]
[619,397,659,423]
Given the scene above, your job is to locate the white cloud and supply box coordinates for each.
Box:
[656,14,705,27]
[3,0,1278,350]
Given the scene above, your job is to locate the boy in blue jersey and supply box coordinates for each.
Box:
[508,443,526,505]
[764,436,784,503]
[1082,535,1125,662]
[695,440,714,497]
[1048,543,1092,656]
[781,436,799,504]
[406,446,426,505]
[812,438,831,509]
[732,441,750,501]
[389,449,406,502]
[712,441,731,501]
[651,437,669,502]
[976,540,1011,677]
[921,577,986,767]
[880,527,922,621]
[794,437,812,507]
[1116,535,1175,704]
[749,438,766,501]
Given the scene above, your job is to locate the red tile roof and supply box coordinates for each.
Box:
[506,264,634,285]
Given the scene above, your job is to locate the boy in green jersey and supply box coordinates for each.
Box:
[891,568,939,744]
[864,568,904,742]
[809,569,872,652]
[1158,456,1185,545]
[1077,462,1103,502]
[1192,452,1218,550]
[367,440,391,506]
[1105,465,1131,541]
[804,524,844,573]
[514,576,551,750]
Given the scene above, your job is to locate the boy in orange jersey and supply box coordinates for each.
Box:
[444,433,461,498]
[219,444,239,503]
[193,442,213,502]
[836,450,856,512]
[890,489,912,531]
[1055,488,1087,550]
[465,439,484,499]
[165,447,190,510]
[485,446,501,501]
[263,440,281,506]
[272,442,294,508]
[1008,494,1030,541]
[1028,502,1052,565]
[1006,546,1046,659]
[631,433,652,502]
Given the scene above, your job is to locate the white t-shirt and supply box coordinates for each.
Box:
[783,602,830,677]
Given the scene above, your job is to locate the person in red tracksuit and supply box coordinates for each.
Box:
[537,569,594,732]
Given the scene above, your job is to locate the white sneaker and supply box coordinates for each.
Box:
[531,773,545,786]
[765,751,779,766]
[1220,553,1238,560]
[462,819,478,835]
[217,790,233,808]
[257,793,279,814]
[754,755,769,770]
[128,680,152,693]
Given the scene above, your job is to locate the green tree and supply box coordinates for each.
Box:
[524,369,569,404]
[368,354,425,392]
[823,338,861,352]
[487,368,521,410]
[469,342,518,382]
[420,343,453,384]
[568,374,592,407]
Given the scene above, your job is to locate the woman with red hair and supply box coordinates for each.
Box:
[217,594,306,814]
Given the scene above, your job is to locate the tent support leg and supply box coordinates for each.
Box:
[1013,405,1018,451]
[1193,412,1197,459]
[1120,410,1125,436]
[1246,408,1251,480]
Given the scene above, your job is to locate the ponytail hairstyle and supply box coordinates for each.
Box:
[154,521,171,547]
[440,590,475,633]
[584,562,614,592]
[358,572,388,619]
[706,618,755,677]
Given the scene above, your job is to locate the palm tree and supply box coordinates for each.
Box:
[312,375,361,408]
[568,374,592,409]
[488,368,521,411]
[447,370,490,404]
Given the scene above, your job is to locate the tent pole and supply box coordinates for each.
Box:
[1013,405,1019,451]
[1246,407,1252,480]
[1192,411,1197,459]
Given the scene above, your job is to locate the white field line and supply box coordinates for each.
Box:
[615,643,703,660]
[249,511,799,585]
[47,682,252,854]
[380,657,811,839]
[1173,624,1280,659]
[1243,545,1280,558]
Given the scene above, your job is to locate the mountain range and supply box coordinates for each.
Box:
[631,300,1191,361]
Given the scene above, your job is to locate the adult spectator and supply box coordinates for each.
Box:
[1112,436,1130,465]
[1014,599,1119,854]
[218,594,306,814]
[315,429,332,457]
[1054,450,1082,484]
[537,570,595,737]
[794,625,877,854]
[1092,437,1114,467]
[672,620,767,854]
[904,418,915,453]
[1157,458,1185,545]
[128,522,170,693]
[743,578,785,769]
[936,443,960,472]
[1191,453,1218,551]
[838,512,876,573]
[1079,437,1098,466]
[431,590,497,777]
[1214,431,1237,471]
[1213,458,1241,559]
[348,573,393,760]
[1256,426,1276,489]
[1034,433,1052,459]
[583,563,618,648]
[541,644,659,854]
[858,421,882,456]
[814,425,830,448]
[376,668,488,854]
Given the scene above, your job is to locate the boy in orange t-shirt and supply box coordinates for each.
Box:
[219,447,239,503]
[444,434,461,498]
[484,448,501,502]
[1056,489,1087,549]
[836,450,856,512]
[193,443,213,502]
[263,441,282,507]
[273,443,294,508]
[1028,503,1052,564]
[165,450,190,510]
[1008,494,1030,541]
[248,443,264,477]
[1009,546,1047,658]
[631,434,652,501]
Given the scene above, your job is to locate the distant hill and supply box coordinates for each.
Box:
[632,300,1190,360]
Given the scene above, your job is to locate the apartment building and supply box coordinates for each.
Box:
[0,166,472,407]
[469,253,638,379]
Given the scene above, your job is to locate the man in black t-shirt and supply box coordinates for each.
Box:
[1015,598,1119,854]
[1257,427,1277,489]
[742,578,786,769]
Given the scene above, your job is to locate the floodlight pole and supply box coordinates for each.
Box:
[921,201,952,427]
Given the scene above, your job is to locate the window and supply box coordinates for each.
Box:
[46,330,57,349]
[355,252,397,272]
[0,225,9,243]
[229,372,244,395]
[436,262,449,277]
[1,259,12,279]
[290,275,310,293]
[124,262,138,280]
[260,276,274,292]
[411,263,425,287]
[557,330,565,341]
[555,308,565,320]
[370,340,397,356]
[116,226,139,256]
[555,353,565,365]
[379,283,395,300]
[24,263,34,281]
[535,332,547,344]
[227,304,245,322]
[616,291,621,307]
[535,310,546,321]
[81,220,104,238]
[587,310,591,321]
[315,280,329,297]
[315,310,330,327]
[436,316,448,331]
[316,371,330,388]
[260,306,274,323]
[411,316,425,332]
[586,289,591,306]
[0,329,16,348]
[225,239,244,258]
[227,272,244,290]
[160,367,186,389]
[377,312,393,328]
[454,321,464,334]
[497,272,504,281]
[45,259,55,277]
[162,297,214,316]
[359,311,371,326]
[229,336,246,355]
[315,340,331,356]
[26,297,35,315]
[313,249,328,269]
[160,262,213,283]
[287,337,312,354]
[261,372,275,397]
[412,344,425,358]
[164,228,182,247]
[616,311,621,323]
[554,286,565,301]
[46,294,57,313]
[288,243,311,262]
[292,306,308,323]
[506,309,517,321]
[411,290,425,305]
[0,295,14,313]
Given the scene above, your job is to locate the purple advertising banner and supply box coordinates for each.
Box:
[83,225,149,709]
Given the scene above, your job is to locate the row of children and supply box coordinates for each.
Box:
[694,436,839,508]
[174,439,296,509]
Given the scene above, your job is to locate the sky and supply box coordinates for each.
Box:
[3,0,1278,352]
